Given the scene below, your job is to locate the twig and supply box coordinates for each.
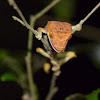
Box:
[79,2,100,25]
[72,2,100,34]
[8,0,28,24]
[12,16,25,26]
[25,15,37,100]
[34,0,61,20]
[12,16,39,36]
[45,72,59,100]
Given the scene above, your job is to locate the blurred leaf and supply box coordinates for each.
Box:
[86,89,100,100]
[0,56,24,76]
[52,0,77,21]
[0,72,18,82]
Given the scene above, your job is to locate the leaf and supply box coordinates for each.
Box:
[0,72,18,82]
[86,89,100,100]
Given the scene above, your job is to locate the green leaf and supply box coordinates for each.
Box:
[0,73,18,82]
[86,89,100,100]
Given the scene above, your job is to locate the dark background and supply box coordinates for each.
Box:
[0,0,100,100]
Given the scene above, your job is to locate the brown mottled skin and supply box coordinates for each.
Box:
[37,21,72,53]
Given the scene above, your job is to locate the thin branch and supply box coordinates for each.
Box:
[8,0,27,24]
[25,15,36,100]
[27,15,35,51]
[79,2,100,25]
[34,0,60,20]
[12,16,39,36]
[72,2,100,34]
[45,72,59,100]
[12,16,25,26]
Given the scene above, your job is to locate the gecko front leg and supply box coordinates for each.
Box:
[36,27,47,40]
